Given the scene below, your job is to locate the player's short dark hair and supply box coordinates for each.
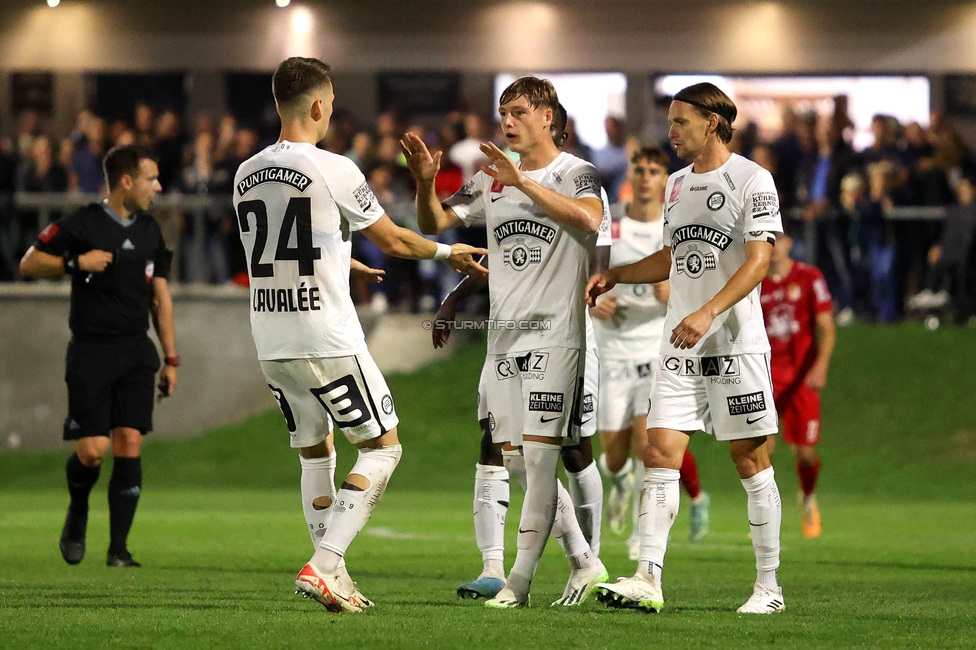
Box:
[631,146,670,170]
[103,144,155,191]
[551,103,569,147]
[499,76,559,112]
[673,83,737,144]
[272,57,333,109]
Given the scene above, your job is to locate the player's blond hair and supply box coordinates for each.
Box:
[499,76,559,112]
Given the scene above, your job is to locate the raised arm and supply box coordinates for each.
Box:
[479,142,602,233]
[360,213,488,278]
[400,132,463,235]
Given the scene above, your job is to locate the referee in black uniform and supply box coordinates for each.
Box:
[20,145,178,567]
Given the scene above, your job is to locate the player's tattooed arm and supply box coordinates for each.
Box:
[478,142,603,233]
[400,132,464,235]
[670,240,772,350]
[806,310,836,390]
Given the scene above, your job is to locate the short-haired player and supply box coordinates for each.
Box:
[760,230,836,538]
[587,83,786,614]
[234,57,487,613]
[592,146,711,559]
[403,77,607,608]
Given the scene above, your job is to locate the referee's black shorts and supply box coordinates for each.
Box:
[63,334,161,440]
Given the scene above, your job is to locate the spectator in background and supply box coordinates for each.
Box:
[844,165,898,322]
[800,116,859,316]
[16,110,42,159]
[449,113,490,183]
[154,110,184,191]
[772,107,805,213]
[593,116,628,202]
[72,114,107,194]
[346,131,375,171]
[730,120,759,160]
[561,116,593,163]
[0,122,17,281]
[16,135,69,193]
[134,102,155,149]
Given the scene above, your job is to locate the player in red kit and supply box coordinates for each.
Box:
[760,231,836,538]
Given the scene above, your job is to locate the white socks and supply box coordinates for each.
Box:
[741,467,782,590]
[552,480,597,570]
[473,463,509,579]
[311,444,402,574]
[300,453,337,547]
[507,442,560,599]
[566,461,603,556]
[636,468,680,584]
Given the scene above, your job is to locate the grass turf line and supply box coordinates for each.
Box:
[0,323,975,647]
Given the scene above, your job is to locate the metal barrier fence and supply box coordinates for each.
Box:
[0,192,951,283]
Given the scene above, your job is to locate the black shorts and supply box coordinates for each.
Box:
[63,334,160,440]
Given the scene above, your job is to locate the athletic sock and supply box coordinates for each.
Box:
[679,449,702,500]
[552,480,596,570]
[630,456,643,532]
[473,463,509,579]
[311,445,402,574]
[300,453,337,548]
[636,468,679,585]
[598,452,633,487]
[797,458,821,498]
[107,456,142,557]
[741,467,782,590]
[65,453,100,533]
[566,461,603,556]
[507,442,560,600]
[503,449,527,490]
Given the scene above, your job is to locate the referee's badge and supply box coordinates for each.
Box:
[145,260,155,282]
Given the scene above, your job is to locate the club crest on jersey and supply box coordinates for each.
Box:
[236,167,313,196]
[503,241,543,271]
[675,244,716,278]
[707,192,726,210]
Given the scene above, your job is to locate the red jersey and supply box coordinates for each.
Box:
[761,261,832,380]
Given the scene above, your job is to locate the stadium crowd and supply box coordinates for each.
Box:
[1,94,975,323]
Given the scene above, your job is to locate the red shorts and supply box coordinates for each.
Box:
[772,371,821,447]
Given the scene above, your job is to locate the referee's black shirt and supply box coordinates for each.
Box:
[34,203,173,337]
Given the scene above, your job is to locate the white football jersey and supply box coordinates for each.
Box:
[446,152,601,354]
[234,141,384,360]
[662,154,783,357]
[584,186,613,355]
[592,202,668,361]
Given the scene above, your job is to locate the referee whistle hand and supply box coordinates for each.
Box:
[585,271,615,307]
[446,245,490,278]
[79,250,113,273]
[158,366,177,399]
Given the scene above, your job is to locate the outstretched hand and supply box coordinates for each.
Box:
[479,142,524,188]
[446,244,489,278]
[400,132,441,183]
[585,271,617,307]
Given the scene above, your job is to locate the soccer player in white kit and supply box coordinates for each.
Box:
[402,77,606,608]
[431,104,610,605]
[592,146,711,559]
[587,83,786,614]
[234,57,487,613]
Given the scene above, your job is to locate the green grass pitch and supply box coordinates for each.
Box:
[1,323,975,648]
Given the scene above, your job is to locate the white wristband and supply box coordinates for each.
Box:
[432,242,452,261]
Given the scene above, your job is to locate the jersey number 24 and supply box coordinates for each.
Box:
[237,197,322,277]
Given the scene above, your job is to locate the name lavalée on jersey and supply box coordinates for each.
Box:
[492,219,556,245]
[252,282,322,313]
[236,167,313,197]
[670,224,733,251]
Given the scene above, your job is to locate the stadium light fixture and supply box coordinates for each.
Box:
[47,0,60,7]
[276,0,291,7]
